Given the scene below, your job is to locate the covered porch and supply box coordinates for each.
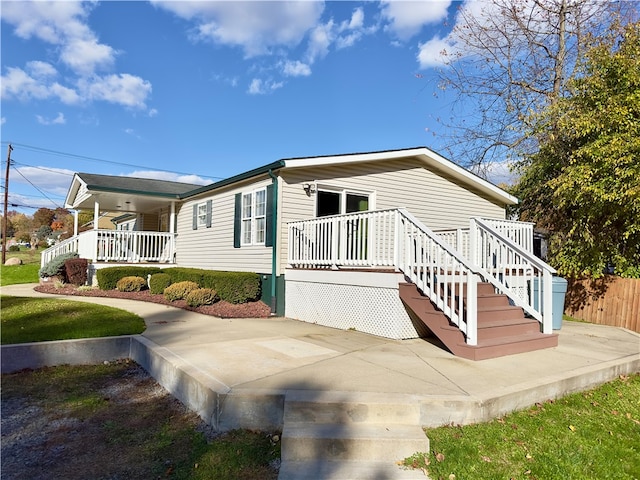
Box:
[41,172,199,268]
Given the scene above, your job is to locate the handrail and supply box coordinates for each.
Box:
[40,236,79,268]
[471,217,555,333]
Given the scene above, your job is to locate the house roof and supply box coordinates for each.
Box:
[65,147,518,212]
[182,146,518,206]
[65,172,204,212]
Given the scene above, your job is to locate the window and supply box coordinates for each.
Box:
[197,203,208,227]
[234,185,274,248]
[192,200,212,230]
[241,188,266,245]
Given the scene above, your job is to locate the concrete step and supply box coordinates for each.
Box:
[281,423,428,462]
[283,391,421,426]
[277,459,427,480]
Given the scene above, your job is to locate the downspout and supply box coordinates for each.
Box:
[267,169,278,314]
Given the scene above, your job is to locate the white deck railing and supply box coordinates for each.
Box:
[41,230,176,267]
[288,208,481,344]
[288,209,556,343]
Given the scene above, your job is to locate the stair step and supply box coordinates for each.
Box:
[455,332,559,361]
[284,391,421,425]
[281,423,428,462]
[477,305,525,321]
[476,293,510,308]
[277,459,426,480]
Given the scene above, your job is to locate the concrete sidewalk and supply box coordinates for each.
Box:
[2,282,638,426]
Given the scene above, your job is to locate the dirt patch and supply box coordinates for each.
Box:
[34,283,272,319]
[1,361,280,480]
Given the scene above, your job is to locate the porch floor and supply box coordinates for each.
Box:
[3,283,638,427]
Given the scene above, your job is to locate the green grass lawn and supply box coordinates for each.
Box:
[404,373,640,479]
[1,296,145,344]
[1,246,41,286]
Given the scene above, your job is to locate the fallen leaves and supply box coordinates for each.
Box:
[569,425,577,432]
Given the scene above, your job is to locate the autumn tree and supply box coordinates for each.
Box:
[511,21,640,278]
[32,207,56,228]
[435,0,630,172]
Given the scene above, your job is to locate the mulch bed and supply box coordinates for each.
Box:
[33,283,272,319]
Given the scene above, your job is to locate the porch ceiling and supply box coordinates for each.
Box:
[70,191,177,213]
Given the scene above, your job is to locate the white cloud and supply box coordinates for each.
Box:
[12,166,74,198]
[247,78,284,95]
[380,0,452,41]
[36,112,66,125]
[153,1,325,58]
[126,170,211,186]
[417,35,461,68]
[282,61,312,77]
[148,108,159,118]
[1,0,152,112]
[79,74,152,109]
[1,117,6,125]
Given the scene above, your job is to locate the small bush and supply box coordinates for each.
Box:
[116,276,147,292]
[149,273,172,294]
[64,258,88,286]
[8,245,20,252]
[185,288,220,307]
[39,252,79,279]
[164,281,200,302]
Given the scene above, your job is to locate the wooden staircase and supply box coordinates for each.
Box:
[399,282,558,361]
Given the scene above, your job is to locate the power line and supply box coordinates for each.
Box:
[11,160,75,177]
[11,165,62,209]
[1,141,223,180]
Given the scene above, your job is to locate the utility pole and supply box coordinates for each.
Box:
[2,144,13,265]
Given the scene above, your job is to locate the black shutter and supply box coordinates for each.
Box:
[233,193,242,248]
[206,200,212,228]
[265,184,275,247]
[192,204,198,230]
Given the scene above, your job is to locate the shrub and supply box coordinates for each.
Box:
[164,268,261,304]
[64,258,88,286]
[97,266,163,290]
[185,288,220,307]
[8,245,19,252]
[116,276,147,292]
[149,273,172,294]
[39,252,79,279]
[164,281,200,302]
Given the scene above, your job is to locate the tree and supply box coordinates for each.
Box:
[434,0,630,171]
[36,225,53,240]
[512,21,640,278]
[33,208,56,228]
[9,212,33,243]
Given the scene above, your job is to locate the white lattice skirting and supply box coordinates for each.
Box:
[284,269,429,340]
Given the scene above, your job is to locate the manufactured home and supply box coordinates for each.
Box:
[48,147,558,360]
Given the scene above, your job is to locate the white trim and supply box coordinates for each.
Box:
[286,268,404,288]
[240,187,267,246]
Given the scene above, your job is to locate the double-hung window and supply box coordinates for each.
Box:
[241,188,266,245]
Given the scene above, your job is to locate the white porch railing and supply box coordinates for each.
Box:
[435,219,534,259]
[288,209,556,344]
[41,230,176,267]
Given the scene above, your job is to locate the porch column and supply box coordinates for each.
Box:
[73,210,78,237]
[93,201,100,230]
[169,201,176,233]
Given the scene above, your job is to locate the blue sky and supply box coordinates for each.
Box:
[1,0,508,213]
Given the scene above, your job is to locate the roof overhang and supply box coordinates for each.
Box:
[65,173,185,213]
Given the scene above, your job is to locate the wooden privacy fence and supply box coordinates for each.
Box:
[565,276,640,333]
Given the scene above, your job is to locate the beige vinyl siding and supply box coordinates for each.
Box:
[278,158,507,273]
[175,177,273,273]
[141,213,158,231]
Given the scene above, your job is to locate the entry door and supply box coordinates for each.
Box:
[316,189,370,263]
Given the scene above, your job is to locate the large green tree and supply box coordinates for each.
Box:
[512,21,640,278]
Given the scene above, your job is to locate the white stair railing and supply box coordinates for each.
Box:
[470,218,555,333]
[40,236,80,268]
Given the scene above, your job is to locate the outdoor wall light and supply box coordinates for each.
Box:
[303,183,316,196]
